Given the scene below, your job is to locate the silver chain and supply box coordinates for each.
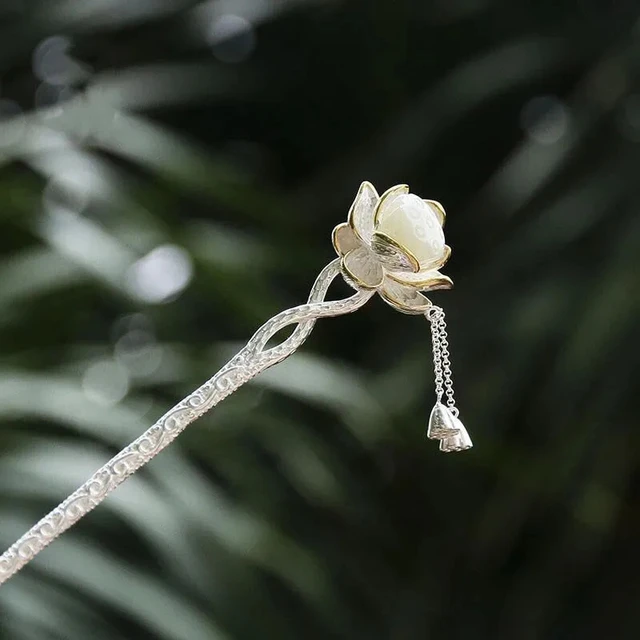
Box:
[429,308,444,403]
[426,306,458,417]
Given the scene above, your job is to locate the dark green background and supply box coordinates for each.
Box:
[1,1,639,638]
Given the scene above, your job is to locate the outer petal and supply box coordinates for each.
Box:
[348,181,379,244]
[373,184,409,226]
[332,222,361,257]
[341,246,384,289]
[370,231,420,273]
[379,278,432,314]
[385,268,453,291]
[424,200,446,227]
[420,244,451,271]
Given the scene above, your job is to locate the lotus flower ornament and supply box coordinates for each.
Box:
[332,182,453,314]
[333,182,472,454]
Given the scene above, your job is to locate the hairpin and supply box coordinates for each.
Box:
[0,181,471,585]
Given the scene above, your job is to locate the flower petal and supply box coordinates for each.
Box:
[348,181,379,244]
[373,184,409,226]
[385,268,453,291]
[379,279,432,314]
[331,222,361,257]
[341,246,383,289]
[370,231,420,273]
[424,200,446,227]
[420,244,451,271]
[436,244,452,268]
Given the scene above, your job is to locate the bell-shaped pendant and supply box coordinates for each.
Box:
[427,402,459,440]
[439,412,473,452]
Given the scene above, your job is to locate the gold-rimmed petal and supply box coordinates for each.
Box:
[435,244,452,269]
[347,181,379,244]
[385,269,453,291]
[424,199,446,227]
[420,244,451,271]
[379,279,432,315]
[373,184,409,226]
[370,231,420,273]
[331,222,361,257]
[341,246,384,289]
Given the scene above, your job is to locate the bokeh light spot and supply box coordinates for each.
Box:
[115,329,163,377]
[208,15,256,63]
[32,35,89,86]
[520,95,569,145]
[125,245,194,304]
[111,312,155,342]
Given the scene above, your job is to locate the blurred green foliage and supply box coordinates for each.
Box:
[1,0,639,638]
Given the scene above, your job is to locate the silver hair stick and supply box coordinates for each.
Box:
[0,260,373,585]
[0,181,471,586]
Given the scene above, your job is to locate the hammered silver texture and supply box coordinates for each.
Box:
[369,232,416,272]
[0,259,374,586]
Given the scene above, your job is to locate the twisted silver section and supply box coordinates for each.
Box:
[0,259,373,586]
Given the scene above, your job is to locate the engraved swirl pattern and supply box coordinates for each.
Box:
[0,259,373,585]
